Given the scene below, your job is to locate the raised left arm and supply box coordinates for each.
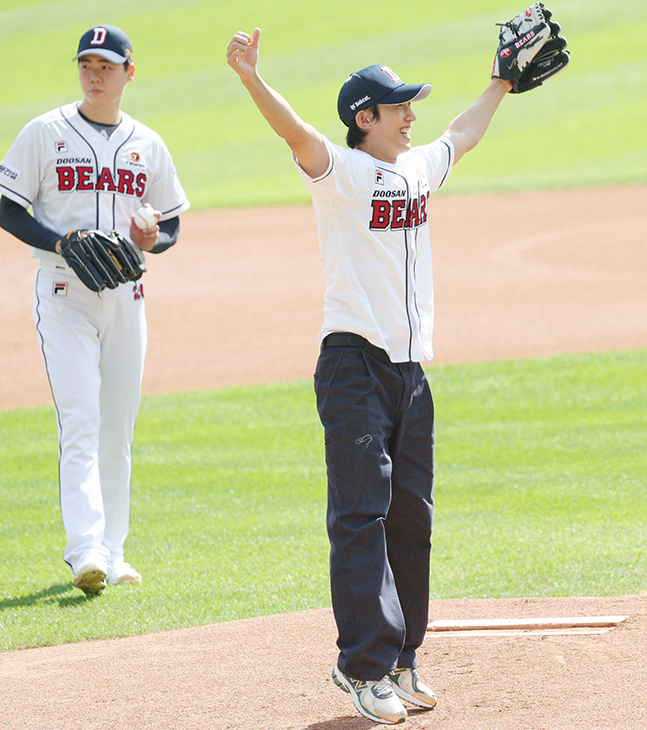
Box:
[442,78,511,164]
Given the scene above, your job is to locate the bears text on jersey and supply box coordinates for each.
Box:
[369,191,430,230]
[56,164,147,198]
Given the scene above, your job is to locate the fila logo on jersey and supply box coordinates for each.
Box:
[369,191,430,230]
[53,282,68,296]
[56,163,147,198]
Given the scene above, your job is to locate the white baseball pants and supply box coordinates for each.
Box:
[34,261,147,575]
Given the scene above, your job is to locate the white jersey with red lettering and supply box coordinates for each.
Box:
[0,101,189,265]
[0,102,189,578]
[295,136,454,363]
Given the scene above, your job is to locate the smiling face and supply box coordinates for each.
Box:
[355,102,417,163]
[77,54,135,124]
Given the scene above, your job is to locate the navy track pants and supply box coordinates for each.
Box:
[314,337,434,680]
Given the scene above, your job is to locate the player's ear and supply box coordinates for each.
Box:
[355,108,376,131]
[126,62,136,82]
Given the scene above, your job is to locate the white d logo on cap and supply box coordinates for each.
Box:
[90,27,108,46]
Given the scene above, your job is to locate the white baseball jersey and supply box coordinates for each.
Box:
[296,137,454,363]
[0,101,189,261]
[0,102,189,577]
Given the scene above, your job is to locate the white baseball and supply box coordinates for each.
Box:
[133,206,158,230]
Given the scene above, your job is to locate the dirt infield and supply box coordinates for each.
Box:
[1,186,646,729]
[2,185,646,410]
[1,595,645,730]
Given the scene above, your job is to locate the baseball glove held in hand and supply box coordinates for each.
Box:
[492,2,552,81]
[511,16,570,93]
[61,229,147,292]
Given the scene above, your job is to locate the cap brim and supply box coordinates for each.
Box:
[72,49,128,64]
[380,82,432,106]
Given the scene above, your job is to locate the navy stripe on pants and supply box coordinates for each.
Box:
[314,338,434,680]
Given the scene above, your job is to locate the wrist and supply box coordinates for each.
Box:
[491,77,513,93]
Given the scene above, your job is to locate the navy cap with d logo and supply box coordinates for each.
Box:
[337,65,432,126]
[73,25,134,65]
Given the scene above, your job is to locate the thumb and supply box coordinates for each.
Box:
[251,27,261,49]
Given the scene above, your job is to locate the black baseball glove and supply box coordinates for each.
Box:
[511,23,570,93]
[492,3,553,81]
[60,229,147,292]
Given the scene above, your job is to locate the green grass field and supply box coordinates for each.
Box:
[1,351,646,651]
[1,1,645,652]
[1,0,646,208]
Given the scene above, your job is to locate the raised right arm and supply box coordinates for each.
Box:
[227,28,329,179]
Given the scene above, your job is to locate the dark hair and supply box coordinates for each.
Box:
[346,104,380,149]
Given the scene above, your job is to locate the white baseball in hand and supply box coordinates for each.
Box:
[133,206,158,230]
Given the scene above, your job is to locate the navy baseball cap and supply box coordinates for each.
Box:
[73,25,134,65]
[337,65,432,126]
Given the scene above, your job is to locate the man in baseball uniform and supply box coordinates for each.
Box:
[0,25,190,594]
[226,25,529,724]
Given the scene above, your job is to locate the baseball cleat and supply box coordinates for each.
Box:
[332,666,407,725]
[74,563,107,595]
[387,667,437,709]
[107,560,142,585]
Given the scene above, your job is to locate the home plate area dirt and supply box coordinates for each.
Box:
[0,186,645,729]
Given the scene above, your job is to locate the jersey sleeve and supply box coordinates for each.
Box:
[295,139,370,210]
[0,118,44,210]
[406,137,454,193]
[139,133,190,220]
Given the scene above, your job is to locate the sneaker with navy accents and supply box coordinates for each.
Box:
[387,667,437,709]
[332,666,407,724]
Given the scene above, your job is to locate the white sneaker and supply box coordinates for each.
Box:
[333,666,407,725]
[387,667,437,709]
[107,560,142,585]
[74,562,107,595]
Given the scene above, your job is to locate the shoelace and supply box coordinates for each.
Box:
[371,677,396,699]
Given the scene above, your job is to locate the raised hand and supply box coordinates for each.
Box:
[227,28,261,79]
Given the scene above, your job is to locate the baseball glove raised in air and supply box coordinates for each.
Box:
[492,2,553,82]
[510,9,570,93]
[60,229,147,292]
